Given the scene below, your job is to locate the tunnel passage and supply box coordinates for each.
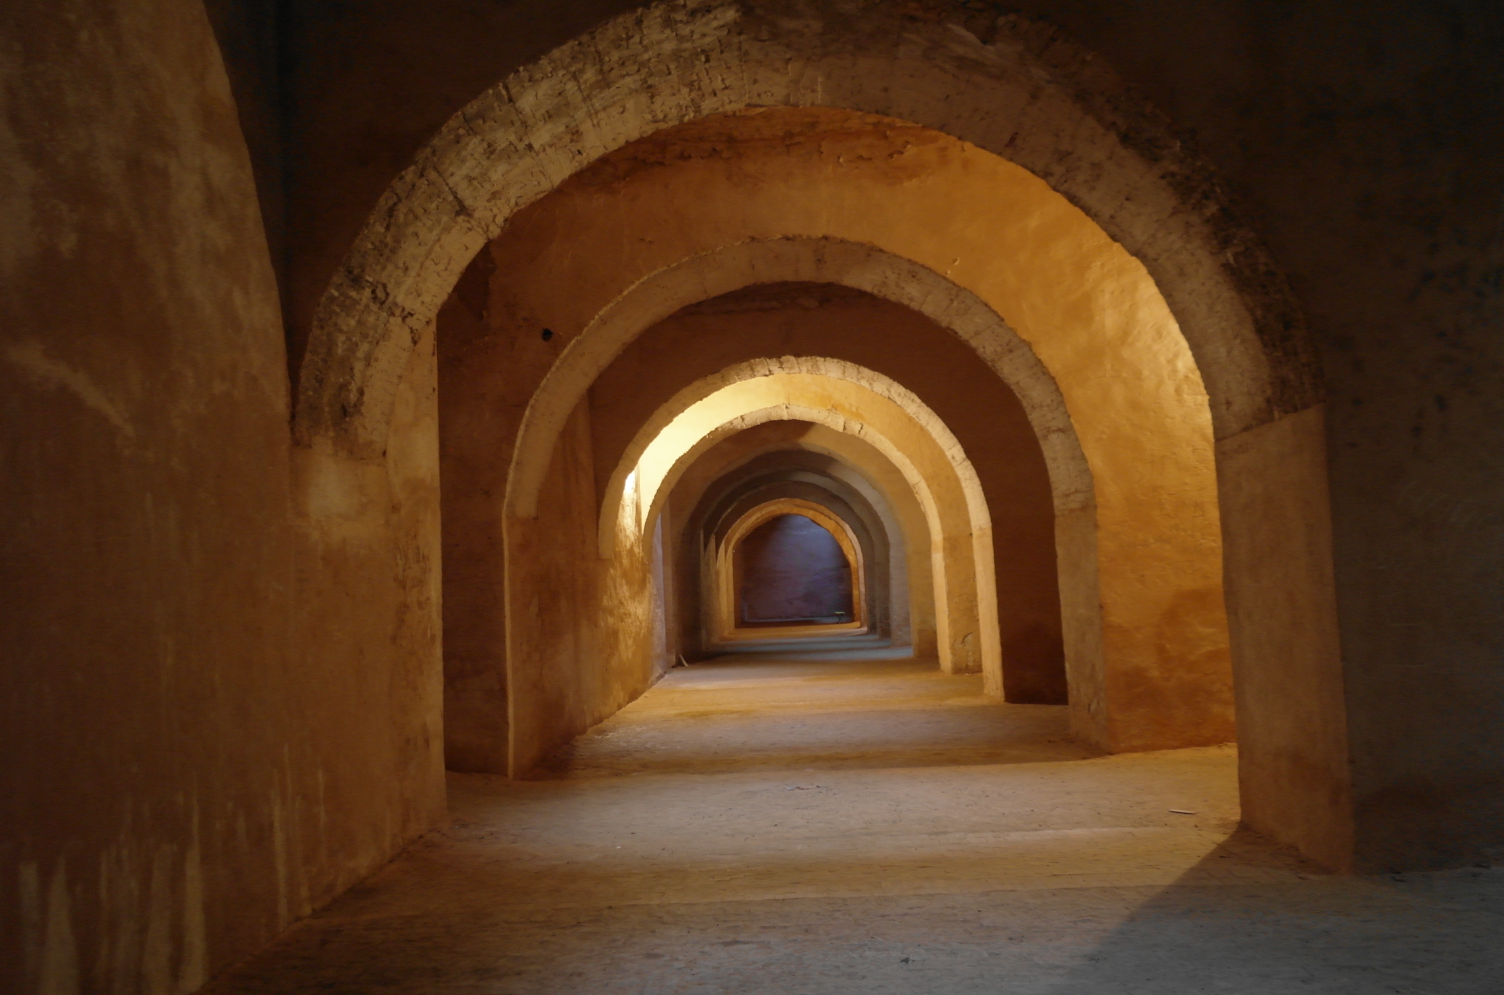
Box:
[288,0,1360,876]
[668,422,911,658]
[735,513,855,627]
[406,98,1326,859]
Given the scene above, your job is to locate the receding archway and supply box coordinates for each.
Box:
[583,278,1062,697]
[304,2,1346,868]
[669,422,930,661]
[736,515,852,627]
[472,114,1230,758]
[297,1,1319,459]
[607,360,997,678]
[707,477,887,642]
[719,499,864,640]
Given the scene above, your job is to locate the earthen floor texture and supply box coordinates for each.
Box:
[209,655,1504,994]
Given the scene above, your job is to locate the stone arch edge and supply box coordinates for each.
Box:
[713,496,868,639]
[293,0,1322,462]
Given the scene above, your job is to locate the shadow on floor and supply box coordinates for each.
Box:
[1030,833,1504,995]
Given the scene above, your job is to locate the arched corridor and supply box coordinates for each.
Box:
[428,103,1254,781]
[7,1,1504,991]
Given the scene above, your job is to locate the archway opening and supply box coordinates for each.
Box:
[303,11,1343,868]
[471,106,1234,763]
[734,514,855,628]
[426,104,1241,779]
[671,420,921,661]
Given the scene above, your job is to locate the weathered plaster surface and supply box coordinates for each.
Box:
[1,1,444,990]
[502,398,658,777]
[1217,405,1351,872]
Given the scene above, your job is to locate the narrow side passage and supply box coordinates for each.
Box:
[203,654,1504,994]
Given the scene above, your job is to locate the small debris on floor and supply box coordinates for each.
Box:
[1169,809,1197,815]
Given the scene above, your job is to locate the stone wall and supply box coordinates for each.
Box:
[0,2,446,989]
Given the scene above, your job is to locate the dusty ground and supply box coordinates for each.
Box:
[208,655,1504,994]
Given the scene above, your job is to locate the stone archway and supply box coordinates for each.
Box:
[301,0,1347,868]
[600,357,989,558]
[714,497,867,641]
[505,238,1089,529]
[604,365,997,679]
[671,425,932,660]
[701,468,894,646]
[454,116,1230,757]
[296,0,1318,460]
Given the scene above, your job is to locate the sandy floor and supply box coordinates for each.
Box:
[208,655,1504,994]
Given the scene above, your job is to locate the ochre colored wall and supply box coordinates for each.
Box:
[437,256,666,777]
[435,252,509,773]
[502,399,648,777]
[0,1,446,989]
[591,285,1065,702]
[1218,405,1352,869]
[278,0,645,375]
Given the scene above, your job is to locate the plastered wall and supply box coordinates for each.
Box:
[1,2,445,989]
[503,400,661,777]
[437,257,667,777]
